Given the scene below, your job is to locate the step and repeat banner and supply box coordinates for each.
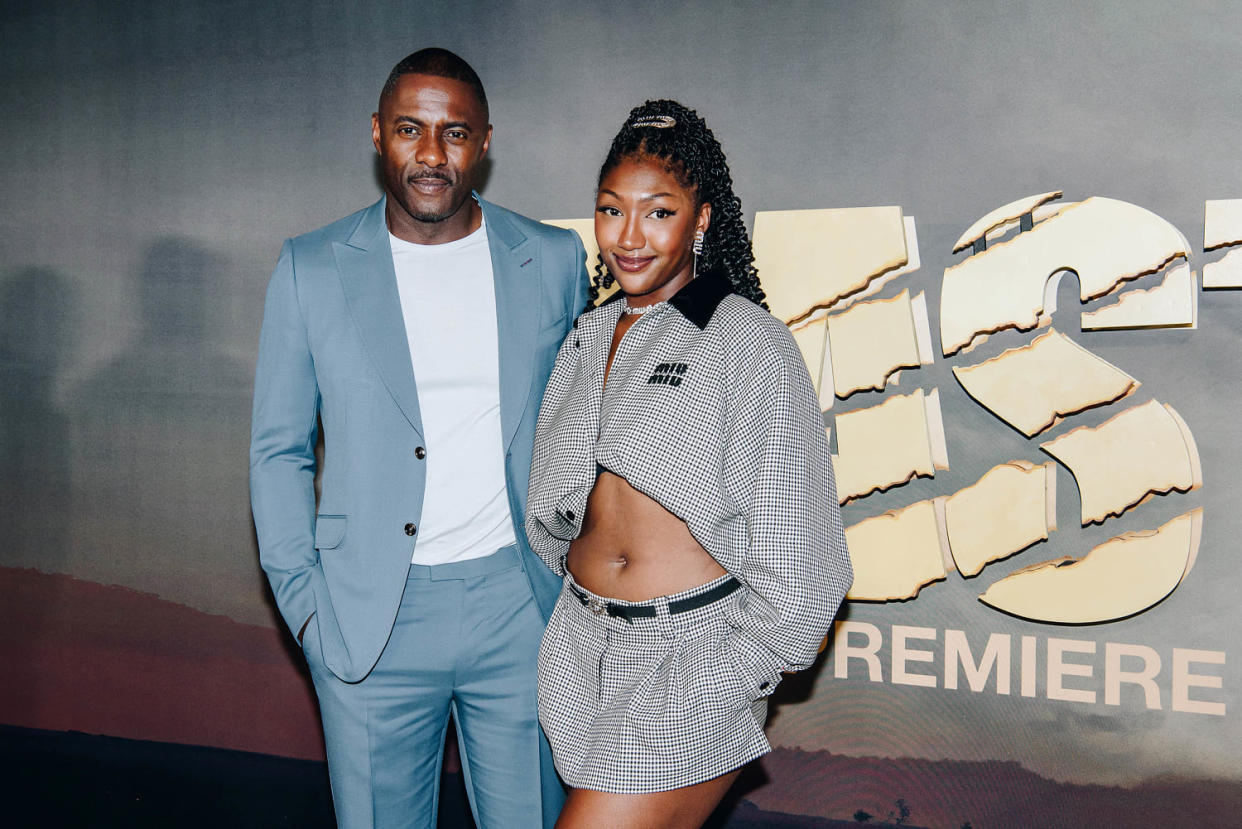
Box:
[3,2,1240,826]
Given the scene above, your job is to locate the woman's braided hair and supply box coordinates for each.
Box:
[587,99,766,309]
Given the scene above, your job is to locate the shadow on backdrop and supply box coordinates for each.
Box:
[1,267,75,571]
[0,267,78,705]
[69,237,270,625]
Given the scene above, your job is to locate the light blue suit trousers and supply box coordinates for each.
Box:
[304,546,551,828]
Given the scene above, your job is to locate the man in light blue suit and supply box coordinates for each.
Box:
[250,48,586,828]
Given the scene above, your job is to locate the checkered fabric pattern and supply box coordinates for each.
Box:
[537,573,771,793]
[527,269,853,713]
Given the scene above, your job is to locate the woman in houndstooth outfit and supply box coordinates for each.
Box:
[526,99,852,828]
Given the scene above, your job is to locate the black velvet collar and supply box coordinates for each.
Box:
[600,268,734,330]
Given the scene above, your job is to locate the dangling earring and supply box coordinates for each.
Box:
[692,229,705,280]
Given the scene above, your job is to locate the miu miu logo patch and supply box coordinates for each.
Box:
[648,362,689,386]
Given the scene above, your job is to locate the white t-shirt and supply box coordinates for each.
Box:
[389,216,517,564]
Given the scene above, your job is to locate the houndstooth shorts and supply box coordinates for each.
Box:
[536,571,772,793]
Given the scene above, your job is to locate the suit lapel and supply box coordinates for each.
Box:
[333,199,424,438]
[481,197,541,450]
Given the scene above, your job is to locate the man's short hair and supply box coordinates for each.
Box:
[380,48,489,121]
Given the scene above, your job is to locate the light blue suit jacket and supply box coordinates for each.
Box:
[250,196,588,682]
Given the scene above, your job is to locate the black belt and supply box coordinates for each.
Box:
[570,577,740,622]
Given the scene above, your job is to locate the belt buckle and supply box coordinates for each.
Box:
[587,597,607,616]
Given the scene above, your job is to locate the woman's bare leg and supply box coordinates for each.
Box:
[554,769,741,829]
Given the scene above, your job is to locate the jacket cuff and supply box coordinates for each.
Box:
[551,488,588,539]
[726,629,787,700]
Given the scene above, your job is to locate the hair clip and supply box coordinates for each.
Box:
[631,115,676,129]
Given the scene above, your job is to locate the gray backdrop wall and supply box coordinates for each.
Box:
[4,1,1241,826]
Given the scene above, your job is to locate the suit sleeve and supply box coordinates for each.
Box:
[722,324,852,696]
[249,240,322,640]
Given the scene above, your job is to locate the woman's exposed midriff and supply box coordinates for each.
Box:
[566,470,728,601]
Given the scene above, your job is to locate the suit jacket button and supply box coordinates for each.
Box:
[404,523,417,536]
[414,446,426,459]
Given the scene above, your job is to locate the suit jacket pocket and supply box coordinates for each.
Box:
[314,514,347,550]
